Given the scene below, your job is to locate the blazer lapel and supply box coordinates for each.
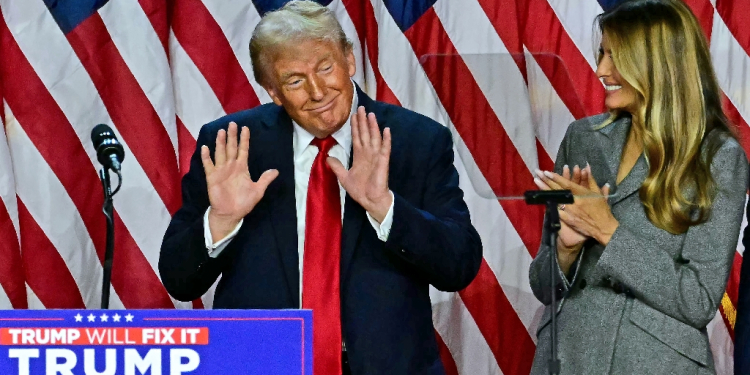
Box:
[593,116,647,206]
[253,109,300,305]
[340,86,374,280]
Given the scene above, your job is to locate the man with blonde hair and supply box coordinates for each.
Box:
[159,2,482,374]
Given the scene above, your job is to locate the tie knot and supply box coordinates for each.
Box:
[311,136,337,155]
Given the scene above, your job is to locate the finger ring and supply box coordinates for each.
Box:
[559,204,565,211]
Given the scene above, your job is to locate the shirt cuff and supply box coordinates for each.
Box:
[203,207,243,258]
[365,191,395,242]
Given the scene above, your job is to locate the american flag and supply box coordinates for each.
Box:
[0,0,747,374]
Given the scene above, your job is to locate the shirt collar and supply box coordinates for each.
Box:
[292,80,358,159]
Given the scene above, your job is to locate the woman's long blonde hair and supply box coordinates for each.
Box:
[597,0,733,234]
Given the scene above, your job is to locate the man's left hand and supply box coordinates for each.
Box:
[328,106,393,222]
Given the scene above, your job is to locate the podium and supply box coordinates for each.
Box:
[0,309,312,374]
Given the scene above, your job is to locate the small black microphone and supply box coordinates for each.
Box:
[91,124,125,172]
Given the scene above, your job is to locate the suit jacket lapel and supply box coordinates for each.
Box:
[254,108,300,305]
[340,86,374,280]
[593,116,647,206]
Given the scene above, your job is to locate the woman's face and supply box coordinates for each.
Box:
[596,34,639,112]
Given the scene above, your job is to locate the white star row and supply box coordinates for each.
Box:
[73,313,134,323]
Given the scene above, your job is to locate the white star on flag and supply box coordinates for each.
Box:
[100,313,109,322]
[125,313,134,322]
[113,313,121,322]
[74,314,83,322]
[87,314,96,322]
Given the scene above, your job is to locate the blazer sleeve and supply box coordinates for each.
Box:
[383,125,483,292]
[734,172,750,374]
[528,123,586,305]
[159,125,226,302]
[596,140,748,329]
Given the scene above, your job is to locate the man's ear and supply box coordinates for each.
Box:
[346,49,356,78]
[264,85,283,106]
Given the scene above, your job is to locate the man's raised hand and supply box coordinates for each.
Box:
[328,107,393,223]
[201,122,278,242]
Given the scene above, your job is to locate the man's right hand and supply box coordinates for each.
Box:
[201,122,279,242]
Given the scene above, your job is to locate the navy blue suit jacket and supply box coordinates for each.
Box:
[159,88,483,375]
[737,175,750,374]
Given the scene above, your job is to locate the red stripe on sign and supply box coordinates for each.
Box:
[0,198,27,309]
[176,116,196,177]
[434,330,459,375]
[171,0,261,114]
[66,14,181,215]
[723,95,750,156]
[716,0,750,59]
[683,0,715,41]
[138,0,169,54]
[475,0,527,81]
[405,8,544,256]
[520,0,605,119]
[0,20,174,309]
[17,199,85,309]
[460,261,536,374]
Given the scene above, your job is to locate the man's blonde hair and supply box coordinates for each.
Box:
[250,1,353,87]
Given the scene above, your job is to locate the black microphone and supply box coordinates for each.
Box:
[91,124,125,172]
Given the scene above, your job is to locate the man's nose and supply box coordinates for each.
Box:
[308,75,327,100]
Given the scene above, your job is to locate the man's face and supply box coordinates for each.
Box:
[263,39,356,138]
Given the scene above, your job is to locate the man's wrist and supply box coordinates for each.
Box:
[366,191,394,223]
[207,210,242,243]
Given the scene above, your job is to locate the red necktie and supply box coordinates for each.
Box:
[303,136,342,375]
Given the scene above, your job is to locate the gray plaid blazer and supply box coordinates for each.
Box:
[529,114,748,375]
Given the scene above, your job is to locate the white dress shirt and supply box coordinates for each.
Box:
[202,82,394,304]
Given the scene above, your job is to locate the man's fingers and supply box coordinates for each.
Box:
[356,107,371,148]
[367,112,380,149]
[237,126,251,164]
[351,112,361,150]
[200,145,215,175]
[226,122,239,161]
[327,157,348,184]
[215,129,227,166]
[381,127,391,157]
[255,169,279,190]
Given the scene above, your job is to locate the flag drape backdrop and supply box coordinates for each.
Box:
[0,0,747,374]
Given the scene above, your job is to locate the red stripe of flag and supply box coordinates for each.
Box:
[138,0,169,54]
[683,0,715,41]
[176,116,197,176]
[0,18,174,308]
[0,198,27,309]
[475,0,527,81]
[434,330,459,375]
[18,199,85,309]
[520,0,605,119]
[723,95,750,156]
[66,14,181,215]
[171,0,261,114]
[405,8,543,257]
[716,0,750,60]
[404,9,537,374]
[342,0,401,105]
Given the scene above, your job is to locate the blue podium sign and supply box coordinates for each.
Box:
[0,309,312,375]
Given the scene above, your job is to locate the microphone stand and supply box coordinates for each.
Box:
[524,189,574,375]
[99,168,122,309]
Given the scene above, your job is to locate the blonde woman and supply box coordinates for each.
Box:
[530,0,748,374]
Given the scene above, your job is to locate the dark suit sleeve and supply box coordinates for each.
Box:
[736,171,750,374]
[383,125,482,292]
[159,125,226,302]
